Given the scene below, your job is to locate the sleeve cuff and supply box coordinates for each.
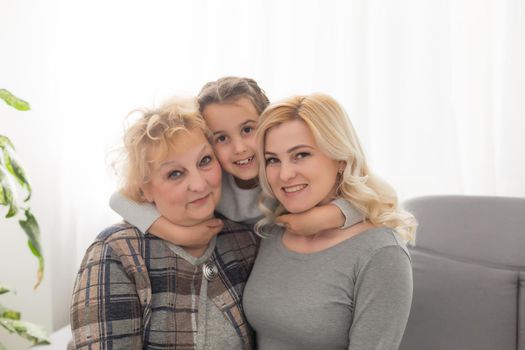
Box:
[330,198,364,229]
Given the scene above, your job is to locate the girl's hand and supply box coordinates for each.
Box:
[276,203,345,236]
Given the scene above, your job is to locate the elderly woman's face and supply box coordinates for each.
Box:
[142,129,222,226]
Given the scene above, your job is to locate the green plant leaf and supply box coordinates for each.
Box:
[0,304,6,316]
[0,304,20,320]
[0,89,30,111]
[0,286,10,295]
[2,310,21,320]
[19,209,44,288]
[0,136,32,200]
[0,340,5,350]
[0,136,15,150]
[0,318,50,345]
[0,164,18,218]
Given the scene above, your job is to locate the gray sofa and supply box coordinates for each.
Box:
[399,195,525,350]
[34,195,525,349]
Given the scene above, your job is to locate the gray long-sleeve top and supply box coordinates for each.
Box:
[243,227,413,350]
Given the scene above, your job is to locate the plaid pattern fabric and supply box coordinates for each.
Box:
[69,219,259,350]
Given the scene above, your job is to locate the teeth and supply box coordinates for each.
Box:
[234,156,254,165]
[283,184,307,193]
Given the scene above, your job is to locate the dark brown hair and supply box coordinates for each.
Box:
[197,76,270,115]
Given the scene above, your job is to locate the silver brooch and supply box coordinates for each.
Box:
[203,261,218,281]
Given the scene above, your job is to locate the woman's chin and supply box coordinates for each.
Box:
[282,202,313,214]
[189,214,215,226]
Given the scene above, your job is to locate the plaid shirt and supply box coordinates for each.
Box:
[69,219,259,350]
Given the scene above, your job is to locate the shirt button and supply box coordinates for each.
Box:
[203,261,218,281]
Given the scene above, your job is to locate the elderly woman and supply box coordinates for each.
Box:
[69,98,258,349]
[243,93,416,350]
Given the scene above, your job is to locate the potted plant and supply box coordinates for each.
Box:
[0,89,50,348]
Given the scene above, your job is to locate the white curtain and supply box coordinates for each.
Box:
[1,0,524,340]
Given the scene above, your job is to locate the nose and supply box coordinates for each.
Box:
[279,162,296,182]
[188,170,207,192]
[232,137,247,155]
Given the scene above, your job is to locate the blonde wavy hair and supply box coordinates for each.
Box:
[255,93,416,243]
[117,97,210,202]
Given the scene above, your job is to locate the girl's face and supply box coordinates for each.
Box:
[263,119,341,214]
[141,129,222,226]
[202,97,259,189]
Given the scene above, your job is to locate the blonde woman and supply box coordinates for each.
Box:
[243,93,416,350]
[70,98,257,349]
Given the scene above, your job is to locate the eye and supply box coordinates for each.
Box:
[215,135,228,144]
[168,170,184,179]
[265,157,280,165]
[241,126,254,136]
[199,155,214,167]
[295,152,310,160]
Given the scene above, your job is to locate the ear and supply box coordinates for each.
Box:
[141,183,154,203]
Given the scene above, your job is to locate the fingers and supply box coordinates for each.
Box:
[201,219,223,238]
[276,214,314,236]
[276,215,295,233]
[205,218,224,228]
[276,214,291,226]
[208,223,223,236]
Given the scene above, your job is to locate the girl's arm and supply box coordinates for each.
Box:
[109,191,160,233]
[149,216,223,247]
[109,191,223,247]
[275,198,364,236]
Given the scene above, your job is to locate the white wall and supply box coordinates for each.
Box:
[1,2,62,348]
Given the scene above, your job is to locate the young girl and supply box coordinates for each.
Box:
[110,77,362,249]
